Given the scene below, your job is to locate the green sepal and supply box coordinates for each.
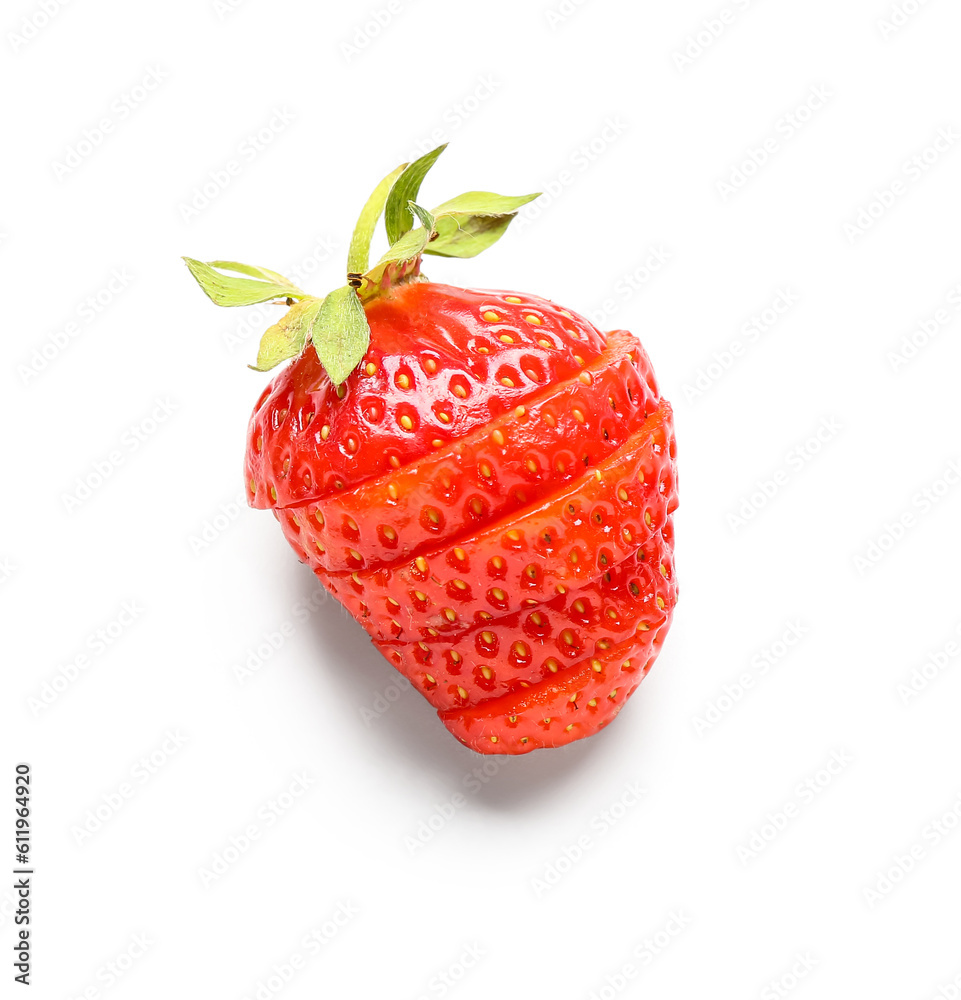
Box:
[384,144,447,244]
[347,162,408,275]
[311,285,370,386]
[250,296,324,372]
[182,258,305,307]
[361,223,432,299]
[424,190,540,258]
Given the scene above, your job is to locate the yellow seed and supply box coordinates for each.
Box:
[396,373,411,389]
[346,517,358,532]
[645,511,653,527]
[573,599,585,614]
[479,611,492,620]
[500,377,515,388]
[530,613,543,626]
[509,715,517,723]
[556,584,567,595]
[483,311,500,322]
[490,735,498,743]
[656,596,666,609]
[438,411,451,423]
[471,499,484,515]
[387,483,399,500]
[269,486,277,501]
[572,408,586,424]
[453,383,467,398]
[607,609,617,619]
[638,470,645,483]
[569,693,578,703]
[387,597,400,609]
[570,551,579,564]
[526,458,538,473]
[347,548,360,561]
[515,406,526,418]
[561,629,575,645]
[321,424,331,440]
[506,530,521,542]
[524,314,542,325]
[609,689,618,700]
[481,631,494,644]
[477,346,490,354]
[314,541,325,553]
[660,563,668,577]
[491,429,505,446]
[622,660,632,670]
[314,510,324,525]
[618,487,629,502]
[249,478,256,494]
[481,667,493,680]
[506,296,522,303]
[399,414,413,430]
[543,412,557,427]
[594,470,602,481]
[415,556,428,572]
[521,736,529,743]
[565,724,574,732]
[513,642,528,657]
[431,439,443,449]
[453,547,467,561]
[424,359,438,373]
[453,579,467,590]
[537,338,553,349]
[546,658,559,673]
[457,687,468,699]
[352,572,362,585]
[543,717,552,724]
[578,371,592,384]
[413,590,427,602]
[365,362,377,376]
[591,659,603,672]
[638,621,650,631]
[346,436,358,453]
[491,556,504,570]
[524,369,539,382]
[492,588,506,601]
[480,463,492,478]
[426,509,440,525]
[450,650,462,663]
[499,334,514,344]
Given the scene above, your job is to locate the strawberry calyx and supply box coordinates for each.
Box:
[183,145,539,385]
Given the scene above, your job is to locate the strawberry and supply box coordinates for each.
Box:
[185,144,678,755]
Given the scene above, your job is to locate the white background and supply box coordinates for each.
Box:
[3,0,961,997]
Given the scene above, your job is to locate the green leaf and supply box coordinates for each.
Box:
[430,190,540,217]
[384,144,448,245]
[208,261,301,289]
[250,297,324,372]
[311,285,370,386]
[407,201,435,234]
[183,257,305,307]
[347,162,408,275]
[426,212,521,258]
[361,224,432,295]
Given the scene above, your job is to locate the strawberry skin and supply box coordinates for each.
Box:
[248,282,678,754]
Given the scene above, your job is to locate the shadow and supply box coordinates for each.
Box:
[300,569,615,808]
